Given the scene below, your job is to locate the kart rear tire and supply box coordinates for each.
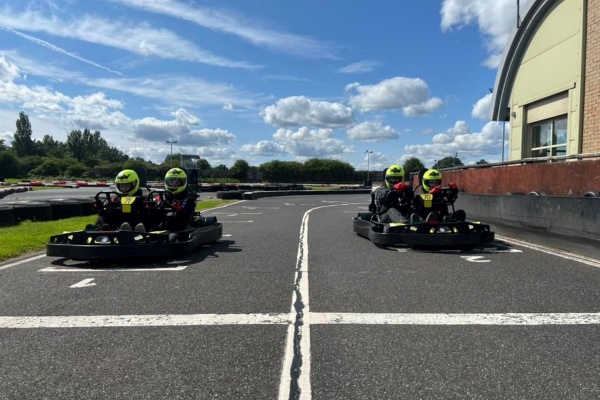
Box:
[169,233,179,243]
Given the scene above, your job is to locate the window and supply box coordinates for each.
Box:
[528,115,567,158]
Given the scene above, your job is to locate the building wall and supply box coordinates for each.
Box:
[583,0,600,152]
[421,159,600,196]
[508,0,586,160]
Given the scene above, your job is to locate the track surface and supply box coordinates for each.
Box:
[2,194,600,399]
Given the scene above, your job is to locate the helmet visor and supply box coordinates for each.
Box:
[117,182,133,193]
[386,176,402,185]
[425,179,442,188]
[166,177,186,188]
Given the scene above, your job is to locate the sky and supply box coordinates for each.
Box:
[0,0,529,171]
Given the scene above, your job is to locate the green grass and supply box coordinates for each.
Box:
[0,199,237,262]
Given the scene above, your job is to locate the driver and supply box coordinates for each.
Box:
[88,169,145,231]
[372,164,412,223]
[161,168,197,231]
[422,169,443,193]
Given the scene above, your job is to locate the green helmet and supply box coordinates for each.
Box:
[423,169,442,192]
[385,165,404,187]
[115,169,140,196]
[165,168,188,194]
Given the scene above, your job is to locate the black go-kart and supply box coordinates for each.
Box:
[46,165,223,262]
[353,169,494,250]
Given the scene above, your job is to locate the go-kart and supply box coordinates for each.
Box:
[46,187,223,262]
[353,173,494,250]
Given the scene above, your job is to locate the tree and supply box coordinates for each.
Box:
[13,111,36,157]
[197,158,211,170]
[66,129,86,161]
[476,159,488,165]
[39,135,66,158]
[402,157,425,181]
[214,164,228,171]
[230,159,250,181]
[0,138,7,150]
[433,156,463,169]
[0,150,19,178]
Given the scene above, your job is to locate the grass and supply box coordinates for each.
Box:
[0,199,237,262]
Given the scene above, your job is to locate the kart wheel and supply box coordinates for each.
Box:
[453,210,466,222]
[168,233,179,243]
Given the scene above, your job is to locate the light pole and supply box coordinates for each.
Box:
[364,150,373,186]
[166,140,178,168]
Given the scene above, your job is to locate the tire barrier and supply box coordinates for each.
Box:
[12,202,53,223]
[0,186,30,199]
[242,189,371,200]
[216,191,244,200]
[0,206,16,227]
[40,199,86,220]
[582,191,600,198]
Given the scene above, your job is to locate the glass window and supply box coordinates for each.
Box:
[528,115,567,158]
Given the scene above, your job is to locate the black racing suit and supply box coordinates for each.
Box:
[372,185,411,223]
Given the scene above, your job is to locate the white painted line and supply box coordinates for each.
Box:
[39,266,188,272]
[497,235,600,268]
[310,313,600,325]
[460,255,491,263]
[4,312,600,329]
[279,203,344,400]
[223,220,253,223]
[70,278,96,288]
[0,313,293,329]
[223,234,232,237]
[0,254,46,271]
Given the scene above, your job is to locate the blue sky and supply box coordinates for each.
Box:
[0,0,529,170]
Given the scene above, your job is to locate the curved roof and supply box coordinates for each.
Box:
[490,0,561,121]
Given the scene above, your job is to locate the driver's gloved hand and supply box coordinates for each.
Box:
[386,190,399,204]
[368,203,376,212]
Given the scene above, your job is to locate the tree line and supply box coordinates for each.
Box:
[0,111,470,183]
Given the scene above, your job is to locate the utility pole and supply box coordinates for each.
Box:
[364,150,373,186]
[166,140,178,168]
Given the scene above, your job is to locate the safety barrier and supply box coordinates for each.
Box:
[454,194,600,243]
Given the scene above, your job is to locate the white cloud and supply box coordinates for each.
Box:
[0,26,122,75]
[261,96,355,128]
[403,120,505,165]
[471,93,493,120]
[0,55,20,81]
[0,9,260,69]
[105,0,339,59]
[346,77,444,116]
[241,140,286,156]
[223,103,234,111]
[338,60,382,74]
[440,0,531,68]
[346,121,401,142]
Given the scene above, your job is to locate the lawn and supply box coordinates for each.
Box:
[0,199,237,262]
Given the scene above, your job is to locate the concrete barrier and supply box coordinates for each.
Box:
[455,194,600,243]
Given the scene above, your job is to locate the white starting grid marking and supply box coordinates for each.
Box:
[39,266,188,272]
[3,312,600,329]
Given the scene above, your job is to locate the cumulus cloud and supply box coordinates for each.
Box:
[337,60,382,74]
[346,121,401,142]
[346,77,444,116]
[241,140,286,156]
[261,96,355,128]
[440,0,530,68]
[403,120,505,165]
[471,93,493,120]
[242,126,354,158]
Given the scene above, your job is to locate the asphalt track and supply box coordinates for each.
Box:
[1,194,600,399]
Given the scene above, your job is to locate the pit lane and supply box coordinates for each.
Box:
[1,194,600,399]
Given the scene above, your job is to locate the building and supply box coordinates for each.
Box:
[442,0,600,196]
